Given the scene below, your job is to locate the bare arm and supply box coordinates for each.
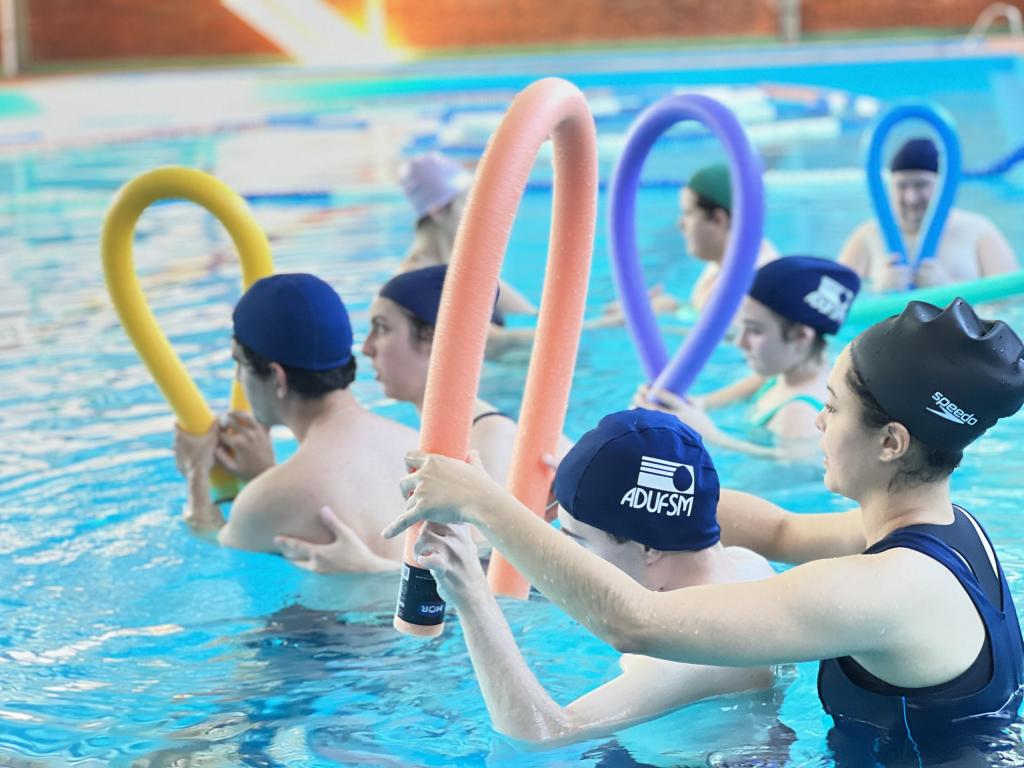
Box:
[977,225,1018,277]
[417,524,770,748]
[496,278,538,316]
[172,424,226,532]
[484,324,536,358]
[689,264,717,310]
[471,412,519,485]
[557,656,771,746]
[697,373,766,410]
[633,386,791,461]
[837,224,871,277]
[389,455,921,668]
[716,489,865,564]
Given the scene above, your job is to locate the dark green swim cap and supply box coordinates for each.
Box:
[687,164,731,213]
[851,298,1024,453]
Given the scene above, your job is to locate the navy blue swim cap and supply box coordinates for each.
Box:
[233,273,353,371]
[379,264,500,327]
[748,256,861,335]
[851,298,1024,453]
[380,265,447,326]
[554,409,720,552]
[890,138,939,173]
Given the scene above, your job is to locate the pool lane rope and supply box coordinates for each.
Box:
[963,143,1024,178]
[394,77,598,636]
[608,93,764,397]
[101,167,274,503]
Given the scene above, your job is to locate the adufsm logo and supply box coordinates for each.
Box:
[620,456,695,517]
[804,275,855,324]
[926,391,978,426]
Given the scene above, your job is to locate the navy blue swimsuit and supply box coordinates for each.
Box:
[818,506,1024,763]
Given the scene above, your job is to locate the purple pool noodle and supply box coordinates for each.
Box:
[608,93,765,396]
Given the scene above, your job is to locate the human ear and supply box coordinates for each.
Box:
[879,422,912,463]
[643,546,665,566]
[270,362,289,399]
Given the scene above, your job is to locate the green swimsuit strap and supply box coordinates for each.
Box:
[752,393,825,428]
[751,376,777,401]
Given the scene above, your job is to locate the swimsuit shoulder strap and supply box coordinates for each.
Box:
[753,393,824,428]
[751,376,777,401]
[471,410,509,426]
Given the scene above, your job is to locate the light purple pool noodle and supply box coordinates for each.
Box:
[608,93,765,397]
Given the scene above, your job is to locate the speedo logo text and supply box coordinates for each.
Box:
[619,456,695,517]
[926,391,978,426]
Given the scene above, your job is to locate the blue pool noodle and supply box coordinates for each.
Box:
[864,103,962,270]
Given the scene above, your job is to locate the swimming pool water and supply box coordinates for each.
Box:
[2,44,1024,766]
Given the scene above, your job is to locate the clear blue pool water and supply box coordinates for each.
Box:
[2,43,1024,766]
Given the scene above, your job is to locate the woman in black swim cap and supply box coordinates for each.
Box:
[387,297,1024,763]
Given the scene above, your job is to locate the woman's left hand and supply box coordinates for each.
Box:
[383,451,503,539]
[276,506,400,573]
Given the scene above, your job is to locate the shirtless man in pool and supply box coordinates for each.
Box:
[839,137,1017,292]
[172,273,415,567]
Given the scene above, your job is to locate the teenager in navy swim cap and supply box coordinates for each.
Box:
[390,409,778,747]
[642,256,860,457]
[172,273,416,570]
[839,136,1018,292]
[388,297,1024,763]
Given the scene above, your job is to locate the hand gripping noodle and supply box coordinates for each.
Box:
[608,94,764,397]
[864,104,962,276]
[101,167,274,502]
[394,78,597,636]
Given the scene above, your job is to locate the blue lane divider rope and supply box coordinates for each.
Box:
[963,143,1024,178]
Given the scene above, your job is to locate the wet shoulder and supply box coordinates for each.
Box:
[757,238,780,263]
[724,545,776,582]
[947,207,999,237]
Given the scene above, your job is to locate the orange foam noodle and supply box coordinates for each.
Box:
[392,77,597,630]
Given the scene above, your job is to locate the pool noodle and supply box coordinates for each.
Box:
[101,167,274,502]
[608,94,764,397]
[846,270,1024,325]
[394,77,597,636]
[864,103,961,277]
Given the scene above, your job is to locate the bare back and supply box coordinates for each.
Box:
[219,407,417,559]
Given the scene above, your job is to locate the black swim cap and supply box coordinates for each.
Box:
[890,138,939,174]
[850,298,1024,452]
